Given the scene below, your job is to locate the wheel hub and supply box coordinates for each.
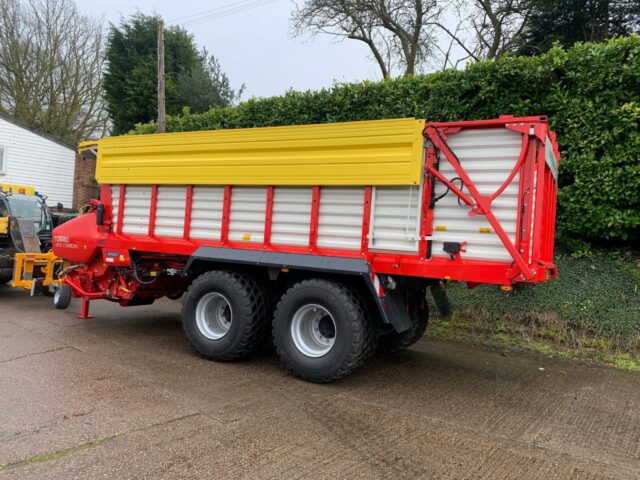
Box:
[290,304,336,357]
[195,292,232,340]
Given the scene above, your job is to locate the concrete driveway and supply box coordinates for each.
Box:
[1,285,638,479]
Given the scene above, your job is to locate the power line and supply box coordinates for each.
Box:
[182,0,280,26]
[169,0,280,27]
[168,0,263,23]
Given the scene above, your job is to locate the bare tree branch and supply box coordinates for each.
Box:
[435,0,528,65]
[0,0,108,144]
[291,0,442,78]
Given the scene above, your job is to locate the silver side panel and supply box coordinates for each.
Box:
[122,186,151,235]
[271,187,312,247]
[317,187,365,251]
[229,186,267,244]
[191,186,224,240]
[369,186,421,253]
[155,186,187,238]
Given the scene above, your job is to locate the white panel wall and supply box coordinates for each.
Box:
[191,186,224,240]
[229,187,267,243]
[271,187,312,247]
[0,116,75,206]
[111,185,120,231]
[430,128,522,262]
[155,186,187,238]
[370,186,420,253]
[317,187,364,250]
[122,186,152,235]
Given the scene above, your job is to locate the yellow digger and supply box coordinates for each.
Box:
[0,183,64,295]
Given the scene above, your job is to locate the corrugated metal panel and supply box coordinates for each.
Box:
[317,187,364,250]
[190,186,224,240]
[271,187,312,247]
[94,119,425,186]
[370,186,420,253]
[111,185,120,231]
[155,186,187,238]
[430,128,522,262]
[0,116,75,205]
[229,187,267,243]
[122,186,151,235]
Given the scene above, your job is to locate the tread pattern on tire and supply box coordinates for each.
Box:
[182,270,269,361]
[273,279,375,383]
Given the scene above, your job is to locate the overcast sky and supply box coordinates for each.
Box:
[74,0,382,100]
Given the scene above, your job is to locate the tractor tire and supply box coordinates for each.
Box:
[53,284,72,310]
[376,287,429,355]
[182,270,269,362]
[272,279,375,383]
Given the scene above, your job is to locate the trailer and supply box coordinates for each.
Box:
[52,116,559,382]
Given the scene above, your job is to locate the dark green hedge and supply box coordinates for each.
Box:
[132,36,640,243]
[439,249,640,352]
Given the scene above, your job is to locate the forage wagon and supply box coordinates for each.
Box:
[50,116,560,382]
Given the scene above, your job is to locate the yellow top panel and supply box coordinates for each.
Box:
[94,118,426,186]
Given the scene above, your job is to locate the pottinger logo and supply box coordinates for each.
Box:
[54,236,70,243]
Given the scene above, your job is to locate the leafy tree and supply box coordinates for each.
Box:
[174,48,245,114]
[0,0,108,144]
[519,0,640,54]
[104,13,241,135]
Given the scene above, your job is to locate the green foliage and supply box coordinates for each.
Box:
[440,249,640,352]
[104,13,240,135]
[519,0,640,54]
[132,36,640,242]
[173,48,244,115]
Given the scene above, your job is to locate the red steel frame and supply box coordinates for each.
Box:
[91,116,559,288]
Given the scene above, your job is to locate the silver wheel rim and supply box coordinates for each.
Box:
[195,292,232,340]
[290,304,336,357]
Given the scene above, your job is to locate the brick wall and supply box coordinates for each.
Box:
[72,152,99,209]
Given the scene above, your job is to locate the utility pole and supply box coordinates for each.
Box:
[157,20,166,133]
